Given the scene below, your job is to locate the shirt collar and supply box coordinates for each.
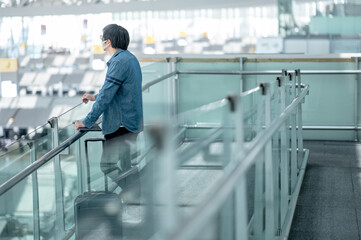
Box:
[107,49,125,66]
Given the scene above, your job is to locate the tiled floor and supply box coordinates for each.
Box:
[290,141,361,240]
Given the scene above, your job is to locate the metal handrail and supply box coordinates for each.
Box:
[167,84,310,240]
[142,71,177,91]
[0,130,87,196]
[177,99,228,123]
[178,70,361,75]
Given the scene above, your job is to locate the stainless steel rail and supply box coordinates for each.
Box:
[178,70,281,75]
[182,124,361,130]
[142,71,177,91]
[177,70,361,75]
[0,130,87,196]
[167,84,310,240]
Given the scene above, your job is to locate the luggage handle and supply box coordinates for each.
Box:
[84,138,108,192]
[78,123,108,192]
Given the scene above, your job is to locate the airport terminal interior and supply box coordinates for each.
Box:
[1,0,361,239]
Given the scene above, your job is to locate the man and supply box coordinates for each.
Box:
[74,24,143,190]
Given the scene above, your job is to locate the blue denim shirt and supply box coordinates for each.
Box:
[82,49,143,135]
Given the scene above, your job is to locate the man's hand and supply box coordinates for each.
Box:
[82,93,95,104]
[73,121,86,130]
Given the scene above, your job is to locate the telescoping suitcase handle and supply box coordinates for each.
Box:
[76,123,107,192]
[84,138,108,192]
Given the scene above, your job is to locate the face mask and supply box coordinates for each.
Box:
[101,40,110,51]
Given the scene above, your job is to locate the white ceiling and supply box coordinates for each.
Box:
[0,0,280,17]
[0,0,329,17]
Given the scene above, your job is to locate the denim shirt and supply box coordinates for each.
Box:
[82,49,143,135]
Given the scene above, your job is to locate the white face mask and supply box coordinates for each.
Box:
[101,40,110,51]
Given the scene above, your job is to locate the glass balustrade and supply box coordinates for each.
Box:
[0,58,311,240]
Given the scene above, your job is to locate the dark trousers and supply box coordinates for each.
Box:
[100,127,137,189]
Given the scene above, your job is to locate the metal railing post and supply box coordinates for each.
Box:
[253,88,265,239]
[167,57,176,120]
[278,74,289,230]
[222,96,233,167]
[74,139,83,194]
[233,94,249,240]
[30,141,40,240]
[354,57,359,141]
[157,124,178,235]
[239,57,244,93]
[219,99,234,240]
[272,77,281,236]
[262,82,276,240]
[173,57,179,118]
[49,117,65,239]
[289,73,298,192]
[296,69,304,168]
[219,95,239,240]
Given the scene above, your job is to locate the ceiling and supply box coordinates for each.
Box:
[0,0,335,17]
[0,0,280,17]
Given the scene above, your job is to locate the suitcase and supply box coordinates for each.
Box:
[74,138,122,240]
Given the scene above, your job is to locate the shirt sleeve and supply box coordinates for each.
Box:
[82,61,125,128]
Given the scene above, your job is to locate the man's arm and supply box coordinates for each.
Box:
[82,79,121,128]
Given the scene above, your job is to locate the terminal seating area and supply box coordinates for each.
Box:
[18,53,107,97]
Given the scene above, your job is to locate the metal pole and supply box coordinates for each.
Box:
[233,94,248,240]
[173,58,179,118]
[354,57,359,141]
[157,125,178,235]
[49,117,65,239]
[289,73,297,192]
[177,69,361,76]
[219,97,236,240]
[263,83,275,240]
[296,70,304,169]
[75,139,83,194]
[30,142,40,240]
[278,75,289,229]
[173,58,182,141]
[253,89,265,239]
[167,57,173,121]
[239,57,244,93]
[272,79,281,235]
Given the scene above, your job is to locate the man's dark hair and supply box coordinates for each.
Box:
[102,24,130,50]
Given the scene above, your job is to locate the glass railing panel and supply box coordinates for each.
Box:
[178,73,240,114]
[0,122,51,157]
[0,143,32,186]
[242,88,263,143]
[33,131,53,161]
[142,78,171,124]
[187,190,240,240]
[37,159,57,239]
[0,174,35,239]
[177,59,240,72]
[57,102,94,131]
[0,125,53,185]
[59,134,84,232]
[247,60,356,141]
[140,61,169,85]
[269,80,280,122]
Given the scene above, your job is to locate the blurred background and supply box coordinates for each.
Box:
[1,0,361,144]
